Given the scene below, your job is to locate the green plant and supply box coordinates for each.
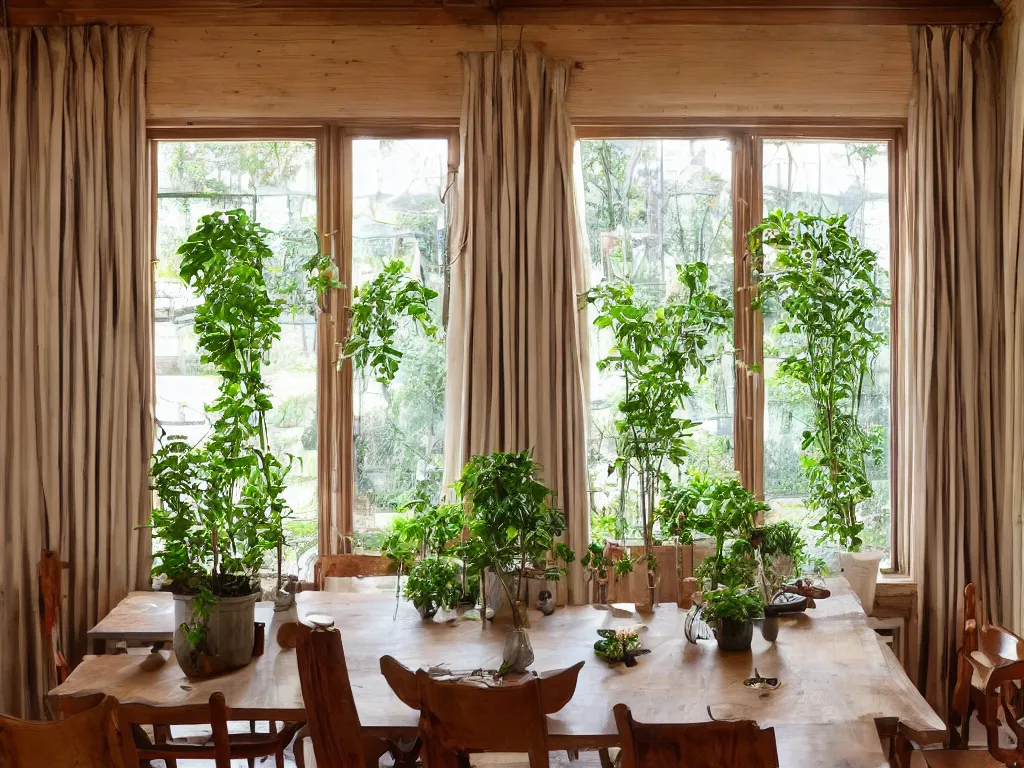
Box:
[455,451,574,630]
[661,473,769,589]
[586,262,732,591]
[150,210,334,650]
[581,543,612,581]
[379,486,472,615]
[343,259,439,385]
[701,585,764,624]
[749,211,887,550]
[404,556,464,617]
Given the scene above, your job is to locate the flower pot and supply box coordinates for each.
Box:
[502,628,535,673]
[173,592,258,678]
[759,616,779,642]
[838,550,883,613]
[713,618,754,652]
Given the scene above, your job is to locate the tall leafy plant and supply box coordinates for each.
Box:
[748,211,887,550]
[343,259,439,385]
[660,473,769,589]
[455,451,574,631]
[150,210,334,650]
[586,263,732,575]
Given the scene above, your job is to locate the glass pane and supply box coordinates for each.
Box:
[760,140,891,565]
[577,139,734,542]
[155,140,319,578]
[350,138,449,551]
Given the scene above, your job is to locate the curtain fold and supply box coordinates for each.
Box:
[0,25,152,719]
[900,24,1005,717]
[1002,3,1024,639]
[444,50,590,602]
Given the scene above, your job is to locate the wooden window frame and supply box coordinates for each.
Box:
[147,124,459,559]
[574,122,905,571]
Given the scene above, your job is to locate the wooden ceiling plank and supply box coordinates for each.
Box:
[5,0,1002,25]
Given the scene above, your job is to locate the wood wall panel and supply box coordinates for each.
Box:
[147,24,913,121]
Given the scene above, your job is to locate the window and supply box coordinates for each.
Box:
[576,132,896,566]
[760,139,892,564]
[154,140,320,577]
[349,138,450,550]
[577,138,735,542]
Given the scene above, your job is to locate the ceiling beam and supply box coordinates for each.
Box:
[5,0,1002,26]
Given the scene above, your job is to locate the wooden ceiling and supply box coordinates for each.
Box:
[4,0,1004,26]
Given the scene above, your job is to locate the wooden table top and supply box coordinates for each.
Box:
[54,578,942,760]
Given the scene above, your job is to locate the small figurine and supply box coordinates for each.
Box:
[274,574,299,612]
[536,590,555,616]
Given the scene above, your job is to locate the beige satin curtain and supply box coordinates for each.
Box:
[0,26,152,718]
[445,50,591,602]
[899,24,1006,716]
[1003,3,1024,639]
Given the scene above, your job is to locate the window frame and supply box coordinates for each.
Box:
[575,122,905,571]
[339,127,459,548]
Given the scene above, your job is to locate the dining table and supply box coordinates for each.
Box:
[51,577,944,767]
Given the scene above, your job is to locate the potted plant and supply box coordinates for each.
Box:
[662,473,769,591]
[749,211,888,608]
[702,585,764,652]
[380,488,472,619]
[455,450,575,673]
[150,210,337,677]
[581,543,612,604]
[586,263,732,608]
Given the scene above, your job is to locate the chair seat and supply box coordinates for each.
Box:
[922,749,1004,768]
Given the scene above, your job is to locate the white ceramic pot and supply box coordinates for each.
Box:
[173,592,258,677]
[838,551,883,613]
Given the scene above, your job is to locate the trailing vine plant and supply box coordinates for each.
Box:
[343,259,439,385]
[150,210,338,653]
[586,262,732,594]
[748,211,887,551]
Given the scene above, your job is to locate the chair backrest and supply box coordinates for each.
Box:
[614,704,779,768]
[293,621,367,768]
[0,694,123,768]
[314,554,396,588]
[380,655,584,768]
[117,692,231,768]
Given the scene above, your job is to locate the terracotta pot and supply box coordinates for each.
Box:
[172,592,258,677]
[759,616,780,642]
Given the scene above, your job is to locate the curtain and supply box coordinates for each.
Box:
[316,125,350,556]
[444,50,591,603]
[1002,3,1024,639]
[899,24,1006,717]
[0,26,152,718]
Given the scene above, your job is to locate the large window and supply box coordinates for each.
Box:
[576,132,895,566]
[154,140,320,576]
[349,138,450,550]
[578,138,735,542]
[761,140,892,564]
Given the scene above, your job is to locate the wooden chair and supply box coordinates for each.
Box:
[313,554,396,589]
[379,654,584,768]
[118,692,301,768]
[0,694,123,767]
[291,620,420,768]
[614,703,779,768]
[950,584,1024,750]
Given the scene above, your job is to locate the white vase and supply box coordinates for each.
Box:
[502,628,535,673]
[838,551,883,613]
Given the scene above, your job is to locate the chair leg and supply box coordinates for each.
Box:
[599,748,617,768]
[566,749,580,761]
